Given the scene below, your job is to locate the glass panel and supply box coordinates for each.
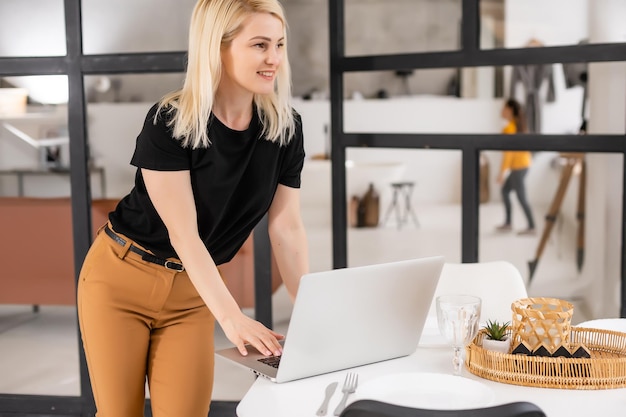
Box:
[81,0,196,54]
[0,76,71,194]
[478,151,623,323]
[85,73,184,200]
[292,100,333,271]
[342,69,460,100]
[300,157,333,273]
[0,0,66,57]
[344,0,462,56]
[295,97,463,269]
[0,76,80,396]
[2,75,69,106]
[345,148,462,267]
[283,0,330,99]
[480,0,626,50]
[342,61,625,135]
[85,73,185,104]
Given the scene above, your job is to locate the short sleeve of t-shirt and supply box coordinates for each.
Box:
[278,113,305,188]
[130,104,190,171]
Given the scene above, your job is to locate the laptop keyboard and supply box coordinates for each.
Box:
[257,355,282,368]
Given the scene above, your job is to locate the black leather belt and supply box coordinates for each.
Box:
[104,225,185,272]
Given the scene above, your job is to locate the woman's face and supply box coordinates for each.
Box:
[501,105,513,120]
[220,12,285,97]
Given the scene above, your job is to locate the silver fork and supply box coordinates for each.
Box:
[333,372,358,416]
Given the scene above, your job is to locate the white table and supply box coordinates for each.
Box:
[236,345,626,417]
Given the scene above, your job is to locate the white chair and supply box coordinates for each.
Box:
[428,261,528,324]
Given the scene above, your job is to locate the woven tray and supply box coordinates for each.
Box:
[465,327,626,389]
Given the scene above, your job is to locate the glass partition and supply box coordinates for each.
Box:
[480,0,626,50]
[282,0,330,99]
[85,73,184,200]
[345,148,463,267]
[298,123,463,269]
[85,73,185,104]
[0,71,178,397]
[478,150,623,322]
[0,76,79,396]
[81,0,196,54]
[342,69,460,100]
[0,0,66,57]
[340,60,624,322]
[285,0,462,97]
[342,60,625,135]
[345,0,462,56]
[0,76,72,195]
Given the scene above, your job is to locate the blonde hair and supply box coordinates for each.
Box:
[156,0,295,149]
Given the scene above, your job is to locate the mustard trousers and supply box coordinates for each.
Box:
[77,225,215,417]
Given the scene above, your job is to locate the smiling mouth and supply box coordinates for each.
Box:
[258,71,274,79]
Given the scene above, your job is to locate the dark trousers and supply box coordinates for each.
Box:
[501,168,535,229]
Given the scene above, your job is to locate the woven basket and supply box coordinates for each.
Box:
[466,327,626,389]
[511,297,574,354]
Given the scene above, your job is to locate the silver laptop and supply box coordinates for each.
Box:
[216,256,444,383]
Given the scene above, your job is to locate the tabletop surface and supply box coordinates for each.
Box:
[236,324,626,417]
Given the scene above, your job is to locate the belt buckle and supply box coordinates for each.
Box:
[164,261,184,272]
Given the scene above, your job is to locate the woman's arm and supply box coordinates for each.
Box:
[498,152,513,184]
[142,168,283,357]
[268,184,309,302]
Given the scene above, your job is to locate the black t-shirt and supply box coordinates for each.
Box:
[108,103,305,265]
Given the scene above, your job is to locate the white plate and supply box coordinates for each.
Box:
[575,318,626,333]
[352,372,495,410]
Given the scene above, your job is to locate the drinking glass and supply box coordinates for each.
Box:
[436,295,482,376]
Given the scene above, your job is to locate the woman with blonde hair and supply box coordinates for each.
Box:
[77,0,308,415]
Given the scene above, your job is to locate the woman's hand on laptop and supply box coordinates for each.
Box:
[221,312,284,357]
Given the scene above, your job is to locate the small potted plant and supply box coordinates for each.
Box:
[482,319,511,354]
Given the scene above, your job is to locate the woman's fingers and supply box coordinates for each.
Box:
[225,315,284,357]
[236,342,249,356]
[261,332,284,356]
[248,327,283,356]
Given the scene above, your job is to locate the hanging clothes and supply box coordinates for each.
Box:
[509,64,556,133]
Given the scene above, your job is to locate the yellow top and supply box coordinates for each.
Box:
[500,121,531,173]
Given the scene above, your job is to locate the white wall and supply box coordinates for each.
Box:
[504,0,589,49]
[585,0,626,318]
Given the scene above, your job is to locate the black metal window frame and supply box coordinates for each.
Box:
[328,0,626,315]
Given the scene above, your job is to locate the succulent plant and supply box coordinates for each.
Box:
[483,319,510,341]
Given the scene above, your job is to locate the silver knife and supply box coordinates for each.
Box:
[316,381,338,416]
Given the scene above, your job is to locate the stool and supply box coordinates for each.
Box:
[383,181,419,229]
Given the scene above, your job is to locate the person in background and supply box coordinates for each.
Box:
[77,1,309,416]
[496,98,536,236]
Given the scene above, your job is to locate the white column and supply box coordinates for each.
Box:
[585,0,626,318]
